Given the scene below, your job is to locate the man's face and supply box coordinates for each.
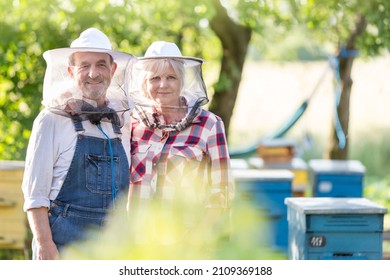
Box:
[68,52,117,104]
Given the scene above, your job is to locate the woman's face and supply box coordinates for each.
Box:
[145,63,181,107]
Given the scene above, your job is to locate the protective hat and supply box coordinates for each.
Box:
[128,41,208,131]
[141,41,203,66]
[43,27,132,65]
[42,28,136,127]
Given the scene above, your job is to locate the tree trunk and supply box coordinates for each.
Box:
[208,0,252,140]
[326,14,367,159]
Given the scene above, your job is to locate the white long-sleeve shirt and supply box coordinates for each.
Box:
[22,109,131,211]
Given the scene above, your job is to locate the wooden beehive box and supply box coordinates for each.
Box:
[257,139,296,164]
[0,160,27,250]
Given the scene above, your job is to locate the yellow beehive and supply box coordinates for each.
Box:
[0,160,27,250]
[248,157,309,197]
[289,159,309,197]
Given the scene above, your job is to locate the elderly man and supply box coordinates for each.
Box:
[22,28,135,260]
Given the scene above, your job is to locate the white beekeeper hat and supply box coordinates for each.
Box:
[41,27,135,111]
[139,40,203,66]
[43,27,132,66]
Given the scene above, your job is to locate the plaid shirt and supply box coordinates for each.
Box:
[129,109,234,210]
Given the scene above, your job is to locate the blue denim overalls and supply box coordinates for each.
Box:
[48,118,129,252]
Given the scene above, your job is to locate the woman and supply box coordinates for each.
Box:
[127,41,234,240]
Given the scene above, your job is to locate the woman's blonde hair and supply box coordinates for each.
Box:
[138,59,185,99]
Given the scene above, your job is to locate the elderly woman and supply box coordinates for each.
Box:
[127,41,234,239]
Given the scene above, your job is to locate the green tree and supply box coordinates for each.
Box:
[208,0,252,136]
[1,0,47,160]
[288,0,390,159]
[209,0,390,159]
[0,0,211,160]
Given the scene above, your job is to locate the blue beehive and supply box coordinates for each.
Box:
[285,197,388,260]
[248,157,308,197]
[309,159,366,197]
[232,169,294,253]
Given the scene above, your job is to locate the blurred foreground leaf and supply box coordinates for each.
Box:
[61,196,285,260]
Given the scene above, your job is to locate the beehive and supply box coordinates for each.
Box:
[0,160,27,250]
[257,139,296,164]
[233,168,294,253]
[309,159,366,197]
[248,157,308,197]
[285,197,387,260]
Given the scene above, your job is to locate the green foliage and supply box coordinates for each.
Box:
[360,0,390,56]
[60,197,286,260]
[60,170,286,260]
[0,0,47,160]
[0,249,26,260]
[253,26,328,61]
[349,129,390,179]
[0,0,214,160]
[289,0,390,56]
[365,176,390,211]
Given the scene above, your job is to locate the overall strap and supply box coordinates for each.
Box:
[111,122,122,135]
[70,115,85,132]
[70,113,122,135]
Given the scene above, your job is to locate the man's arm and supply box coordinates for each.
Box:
[27,207,59,260]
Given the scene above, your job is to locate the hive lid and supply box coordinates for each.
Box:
[233,169,294,181]
[249,157,308,170]
[308,159,366,174]
[285,197,388,214]
[0,160,25,170]
[230,158,249,170]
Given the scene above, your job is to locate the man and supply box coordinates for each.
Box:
[22,28,135,260]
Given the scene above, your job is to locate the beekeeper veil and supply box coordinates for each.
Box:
[42,28,135,128]
[128,41,208,131]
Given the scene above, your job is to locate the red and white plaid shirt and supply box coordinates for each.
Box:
[129,109,234,210]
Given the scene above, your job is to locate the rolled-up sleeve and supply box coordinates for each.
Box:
[22,111,58,211]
